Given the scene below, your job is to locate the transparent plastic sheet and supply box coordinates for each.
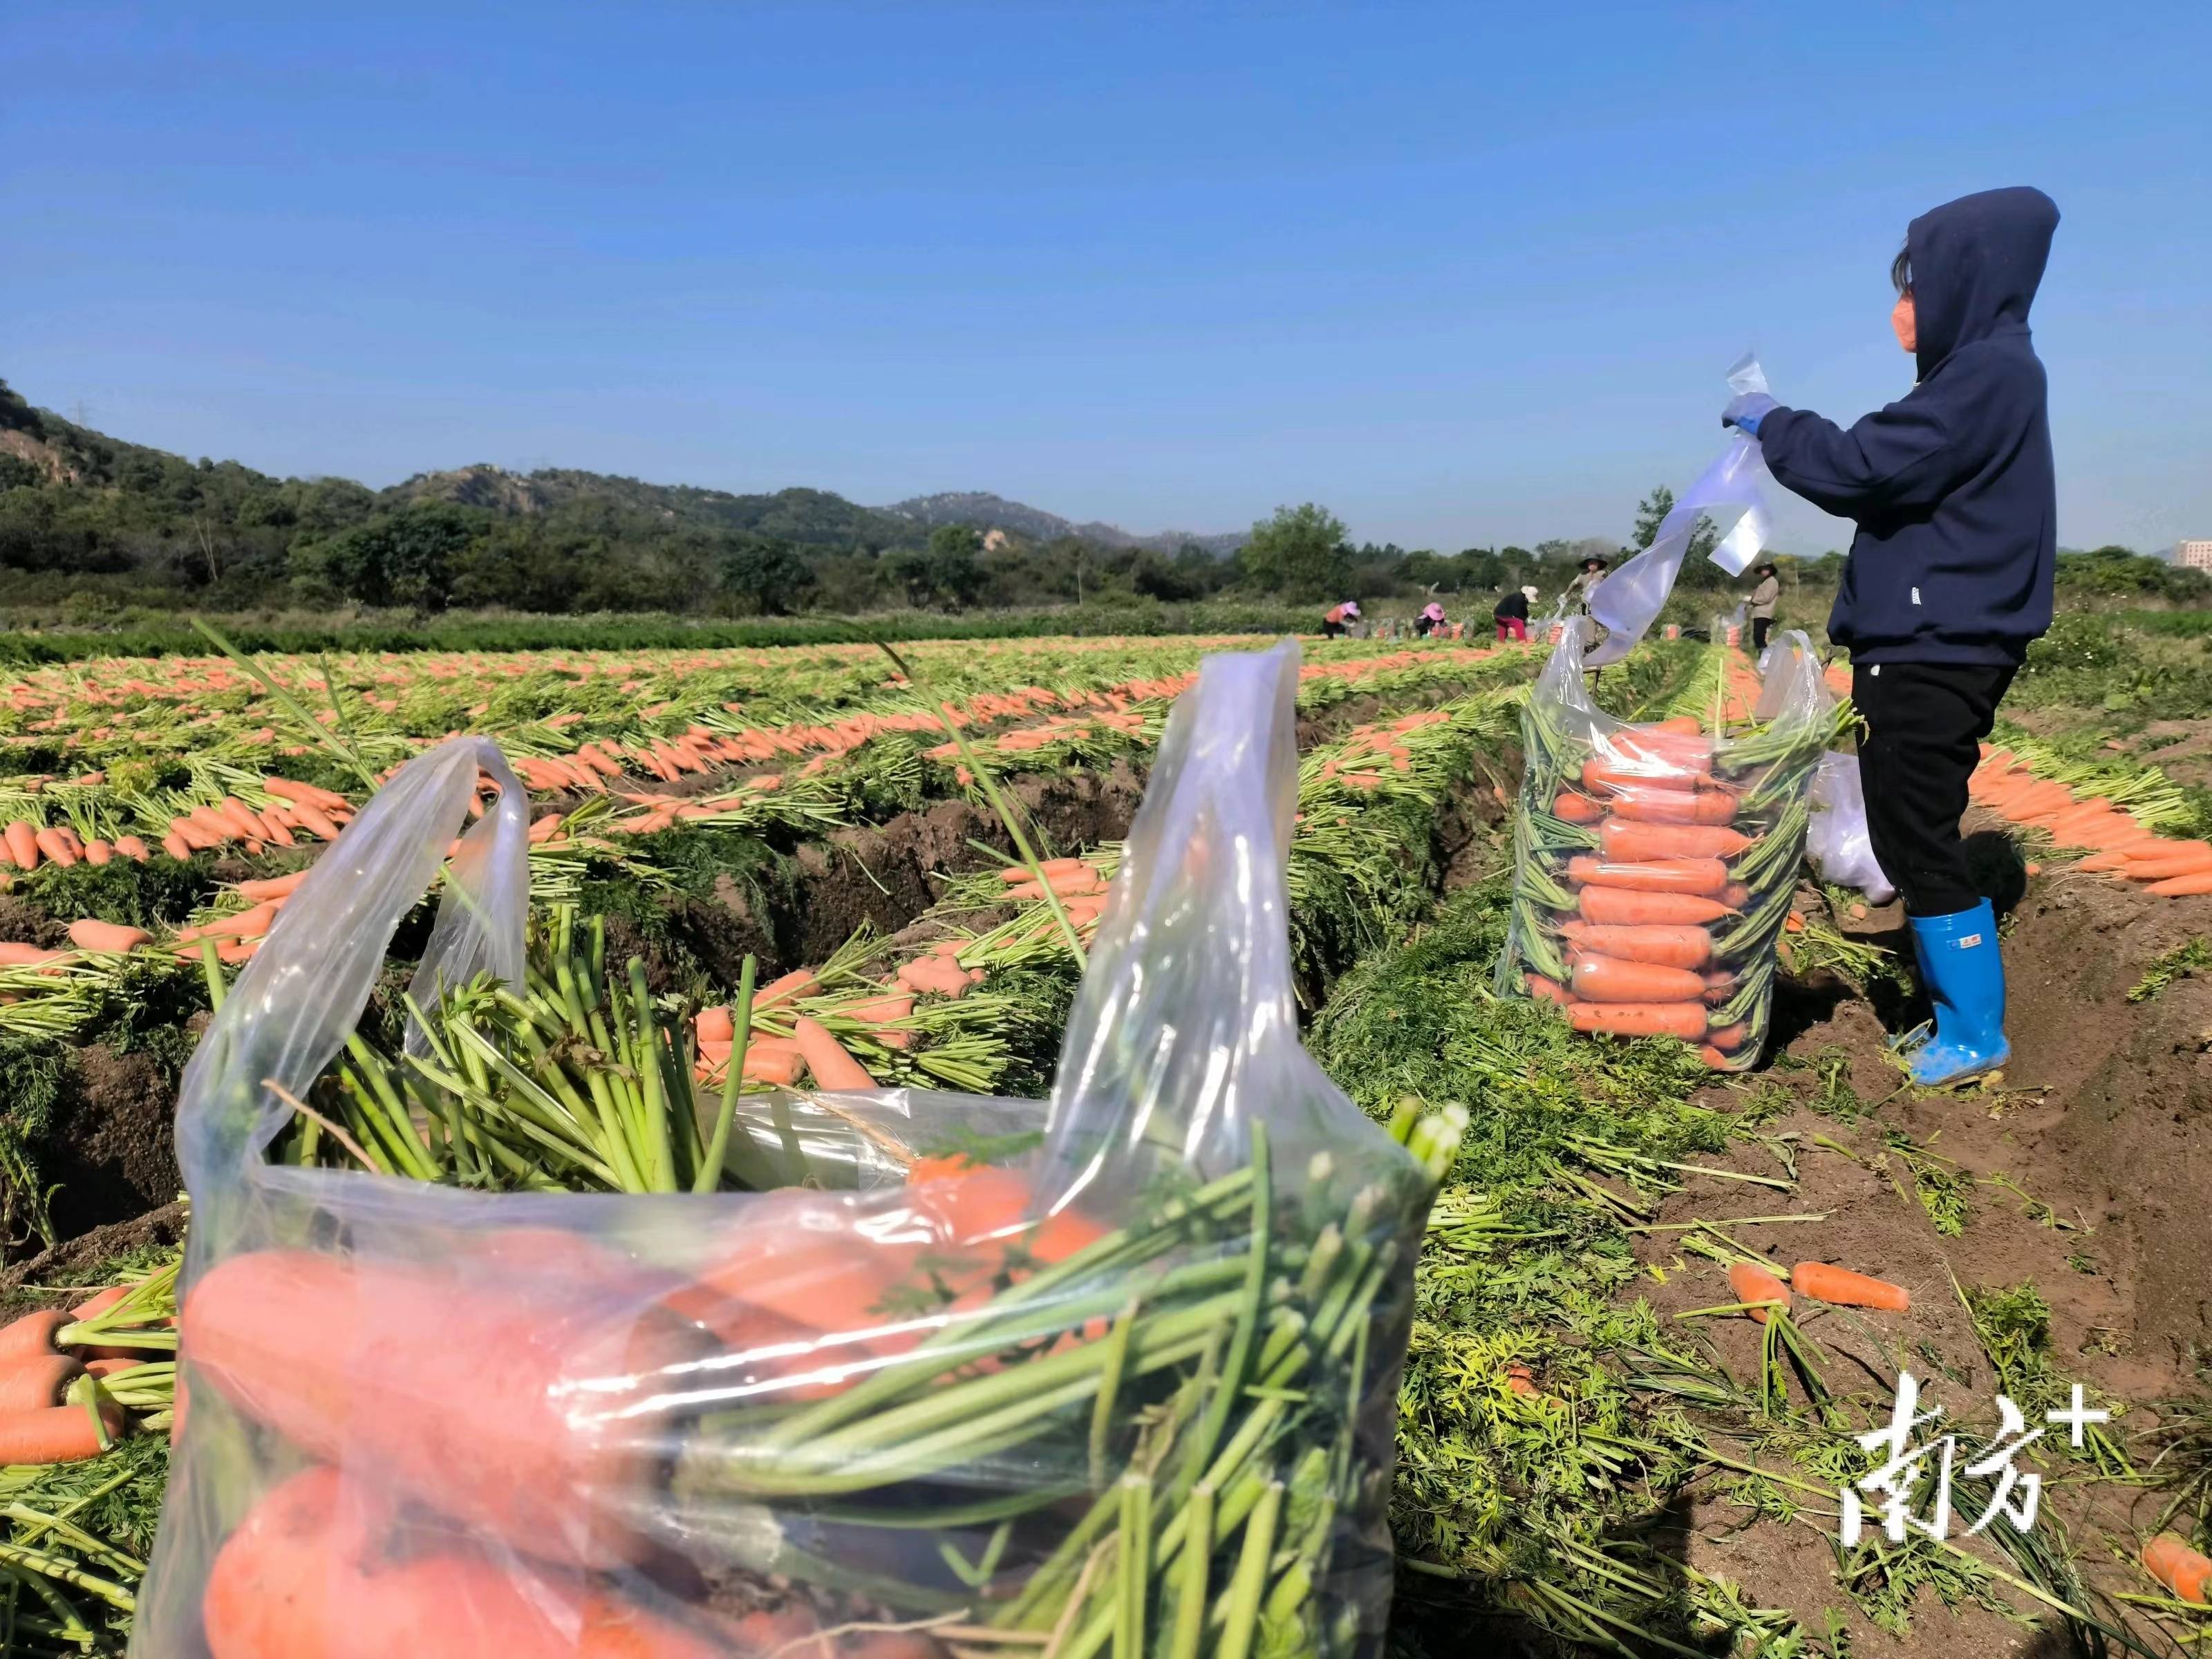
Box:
[1494,627,1832,1071]
[1585,355,1777,668]
[140,646,1436,1659]
[1807,751,1898,906]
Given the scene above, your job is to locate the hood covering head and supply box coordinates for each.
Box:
[1906,186,2059,377]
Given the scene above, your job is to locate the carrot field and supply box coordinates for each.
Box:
[7,615,2212,1656]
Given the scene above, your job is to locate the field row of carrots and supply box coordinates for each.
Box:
[1969,745,2212,893]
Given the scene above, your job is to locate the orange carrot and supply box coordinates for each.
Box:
[186,1250,697,1570]
[2143,1533,2212,1606]
[695,1005,735,1044]
[1552,792,1604,825]
[1567,1002,1709,1040]
[1577,887,1735,926]
[1558,922,1710,969]
[1790,1262,1909,1311]
[2124,848,2212,881]
[162,831,194,861]
[793,1016,876,1089]
[1566,856,1731,895]
[1604,785,1737,825]
[1651,716,1705,735]
[32,828,75,868]
[0,943,71,970]
[71,1284,132,1320]
[84,838,114,866]
[263,776,350,811]
[114,835,151,862]
[1705,1022,1748,1052]
[0,1354,84,1412]
[3,822,38,870]
[0,1311,69,1365]
[236,869,310,903]
[2146,872,2212,897]
[908,1161,1107,1263]
[202,1465,729,1659]
[753,967,817,1010]
[1524,973,1572,1004]
[1569,953,1705,1003]
[1582,760,1700,796]
[291,803,342,841]
[84,1357,142,1379]
[845,992,916,1049]
[1727,1261,1791,1324]
[67,919,150,954]
[1597,820,1752,861]
[0,1399,124,1465]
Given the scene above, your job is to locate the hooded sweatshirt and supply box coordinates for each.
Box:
[1755,187,2059,666]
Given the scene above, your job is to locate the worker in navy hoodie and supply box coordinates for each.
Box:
[1723,185,2060,1086]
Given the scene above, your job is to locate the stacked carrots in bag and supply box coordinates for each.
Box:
[1497,629,1835,1069]
[141,644,1459,1659]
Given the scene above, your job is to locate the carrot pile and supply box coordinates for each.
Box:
[0,1259,177,1468]
[1968,745,2212,894]
[1503,682,1829,1069]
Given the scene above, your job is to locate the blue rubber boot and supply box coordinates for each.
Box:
[1903,900,2010,1086]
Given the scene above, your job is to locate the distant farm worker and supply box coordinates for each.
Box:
[1723,186,2059,1086]
[1415,601,1447,638]
[1492,584,1535,642]
[1747,562,1781,653]
[1320,599,1360,639]
[1569,556,1608,610]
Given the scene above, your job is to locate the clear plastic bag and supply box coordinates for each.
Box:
[1806,751,1897,906]
[1585,355,1779,668]
[1494,626,1833,1070]
[141,642,1444,1659]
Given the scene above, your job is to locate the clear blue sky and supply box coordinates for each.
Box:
[5,2,2208,555]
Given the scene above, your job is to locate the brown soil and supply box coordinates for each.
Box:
[1618,816,2212,1653]
[0,1199,187,1302]
[24,1046,185,1250]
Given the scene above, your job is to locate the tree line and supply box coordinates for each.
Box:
[1,380,2197,621]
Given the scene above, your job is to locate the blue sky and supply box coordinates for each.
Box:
[5,2,2207,554]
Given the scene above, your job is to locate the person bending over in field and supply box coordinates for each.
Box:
[1492,584,1535,642]
[1725,185,2059,1087]
[1320,599,1360,639]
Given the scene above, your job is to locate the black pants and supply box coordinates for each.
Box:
[1853,660,2016,917]
[1321,620,1345,639]
[1751,616,1772,653]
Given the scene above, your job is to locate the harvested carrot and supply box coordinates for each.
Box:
[1604,785,1737,825]
[186,1249,699,1569]
[71,1284,132,1320]
[793,1015,876,1089]
[32,828,75,868]
[84,1358,142,1380]
[753,967,817,1010]
[162,832,193,861]
[0,943,71,970]
[67,919,150,954]
[1570,953,1705,1003]
[1598,820,1752,861]
[0,1354,84,1412]
[1566,856,1731,896]
[202,1465,729,1659]
[695,1005,735,1044]
[114,835,151,862]
[3,822,38,870]
[1582,760,1699,796]
[1567,1002,1709,1040]
[236,869,310,903]
[909,1161,1107,1263]
[1727,1261,1791,1324]
[1705,1022,1748,1052]
[1577,887,1735,926]
[0,1398,124,1465]
[1524,973,1571,1004]
[2124,849,2212,881]
[2143,1533,2212,1605]
[1552,792,1604,825]
[0,1311,69,1365]
[84,838,114,866]
[2146,872,2212,896]
[1558,922,1710,969]
[1790,1262,1910,1312]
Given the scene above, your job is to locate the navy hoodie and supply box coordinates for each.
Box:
[1756,187,2060,666]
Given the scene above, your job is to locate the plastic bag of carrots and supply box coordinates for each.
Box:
[139,642,1459,1659]
[1496,626,1835,1069]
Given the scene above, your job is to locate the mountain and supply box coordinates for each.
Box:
[879,491,1246,557]
[387,465,911,550]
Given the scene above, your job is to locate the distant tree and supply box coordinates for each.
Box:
[1533,538,1573,563]
[1238,503,1351,600]
[1630,487,1674,550]
[299,503,480,610]
[721,536,811,615]
[884,523,986,610]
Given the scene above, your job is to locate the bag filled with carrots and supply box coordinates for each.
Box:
[1496,626,1836,1070]
[136,641,1461,1659]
